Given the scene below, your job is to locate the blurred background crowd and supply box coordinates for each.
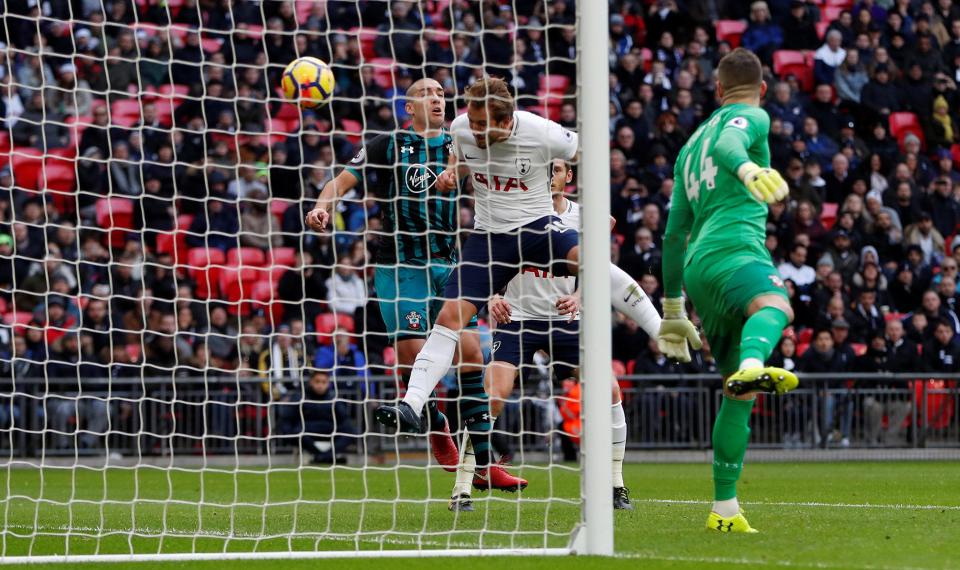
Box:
[0,0,957,454]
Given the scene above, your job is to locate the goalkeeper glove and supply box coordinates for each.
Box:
[657,297,702,363]
[738,162,788,204]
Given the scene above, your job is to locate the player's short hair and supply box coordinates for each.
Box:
[464,77,514,123]
[717,47,763,92]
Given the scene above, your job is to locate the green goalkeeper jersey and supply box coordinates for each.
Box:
[663,103,772,298]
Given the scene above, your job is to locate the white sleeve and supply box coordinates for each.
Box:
[546,119,578,161]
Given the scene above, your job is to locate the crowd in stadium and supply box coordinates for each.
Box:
[0,0,958,453]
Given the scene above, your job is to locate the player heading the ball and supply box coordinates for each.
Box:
[305,77,485,474]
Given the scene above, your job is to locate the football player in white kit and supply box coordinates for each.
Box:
[374,78,698,492]
[447,159,663,511]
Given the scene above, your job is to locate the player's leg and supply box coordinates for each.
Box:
[377,232,515,431]
[609,263,662,335]
[725,293,797,395]
[610,378,631,510]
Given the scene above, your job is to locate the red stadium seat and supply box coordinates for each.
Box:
[821,6,844,22]
[250,280,275,303]
[369,58,395,89]
[159,84,190,97]
[314,312,356,345]
[539,75,571,94]
[798,328,814,344]
[177,214,194,229]
[200,37,223,53]
[354,27,380,61]
[774,50,814,92]
[796,342,810,356]
[773,50,805,76]
[227,247,267,267]
[271,199,293,225]
[110,99,141,127]
[340,119,363,144]
[851,343,867,357]
[821,202,839,228]
[816,21,829,40]
[889,112,925,150]
[715,20,747,48]
[269,247,297,268]
[11,148,44,190]
[155,231,188,264]
[43,161,76,192]
[186,247,226,299]
[96,197,135,247]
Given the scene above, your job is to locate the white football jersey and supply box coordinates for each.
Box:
[450,111,579,232]
[503,198,580,321]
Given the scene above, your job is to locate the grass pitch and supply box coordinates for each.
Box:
[1,461,958,569]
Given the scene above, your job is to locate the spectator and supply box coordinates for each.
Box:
[325,258,366,319]
[921,289,960,335]
[766,82,805,136]
[779,243,817,289]
[807,84,843,140]
[825,154,853,203]
[258,323,307,398]
[861,319,917,445]
[741,1,782,65]
[314,329,369,401]
[849,289,885,343]
[825,229,859,282]
[835,50,870,104]
[802,116,840,169]
[861,65,901,117]
[814,30,847,86]
[278,251,329,323]
[903,212,945,266]
[781,1,820,51]
[923,318,960,373]
[280,370,360,464]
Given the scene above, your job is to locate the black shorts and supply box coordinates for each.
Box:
[491,319,579,379]
[443,216,578,312]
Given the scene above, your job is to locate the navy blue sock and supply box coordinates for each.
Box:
[458,371,491,468]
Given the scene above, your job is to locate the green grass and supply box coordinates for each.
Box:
[1,462,958,569]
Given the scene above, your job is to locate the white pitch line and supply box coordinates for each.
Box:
[619,552,936,570]
[636,498,960,511]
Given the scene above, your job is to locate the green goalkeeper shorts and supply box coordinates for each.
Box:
[683,254,789,377]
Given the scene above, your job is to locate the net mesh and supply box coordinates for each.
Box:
[0,0,584,558]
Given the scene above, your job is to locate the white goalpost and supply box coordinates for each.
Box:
[0,0,612,562]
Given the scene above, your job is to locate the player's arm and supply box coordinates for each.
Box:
[713,110,787,204]
[306,136,386,231]
[435,148,460,192]
[305,169,359,231]
[657,156,701,362]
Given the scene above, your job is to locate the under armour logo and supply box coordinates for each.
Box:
[716,520,734,532]
[400,146,414,154]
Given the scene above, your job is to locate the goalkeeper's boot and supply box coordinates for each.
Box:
[473,463,528,493]
[726,367,799,397]
[428,412,459,472]
[448,493,474,512]
[374,401,426,434]
[706,511,759,534]
[613,487,633,510]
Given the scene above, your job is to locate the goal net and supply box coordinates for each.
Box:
[0,0,613,561]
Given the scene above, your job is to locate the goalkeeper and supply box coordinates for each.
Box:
[658,48,799,534]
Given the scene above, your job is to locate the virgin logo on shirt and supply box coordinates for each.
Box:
[405,164,437,193]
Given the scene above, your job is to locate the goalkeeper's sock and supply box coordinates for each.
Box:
[611,400,627,488]
[739,306,789,369]
[453,434,475,496]
[610,264,661,337]
[402,325,459,416]
[712,396,755,505]
[401,373,446,429]
[460,371,492,467]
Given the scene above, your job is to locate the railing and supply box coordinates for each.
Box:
[0,373,957,458]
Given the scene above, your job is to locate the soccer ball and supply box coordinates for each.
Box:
[280,56,335,109]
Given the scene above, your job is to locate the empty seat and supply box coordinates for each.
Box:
[715,20,747,48]
[227,247,267,267]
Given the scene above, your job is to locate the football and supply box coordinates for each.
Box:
[280,56,335,109]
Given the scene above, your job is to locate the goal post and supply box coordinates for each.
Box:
[577,0,615,557]
[0,0,614,562]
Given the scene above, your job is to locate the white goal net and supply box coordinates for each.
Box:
[0,0,614,561]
